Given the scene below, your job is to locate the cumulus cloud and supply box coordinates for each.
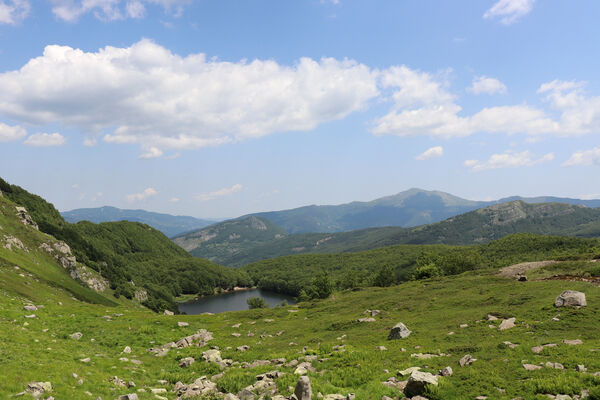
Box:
[563,147,600,167]
[126,187,157,202]
[196,184,243,202]
[0,122,27,142]
[372,72,600,139]
[415,146,443,161]
[483,0,535,25]
[464,150,554,172]
[50,0,190,22]
[468,76,507,95]
[0,40,378,152]
[0,0,30,24]
[23,132,66,147]
[139,146,163,159]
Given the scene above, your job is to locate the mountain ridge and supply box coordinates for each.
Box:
[61,205,218,238]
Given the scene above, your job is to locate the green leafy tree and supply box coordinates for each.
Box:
[312,273,333,299]
[373,265,395,287]
[413,263,442,280]
[247,297,267,309]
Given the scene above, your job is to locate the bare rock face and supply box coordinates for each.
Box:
[3,235,27,252]
[294,376,312,400]
[555,290,586,307]
[404,371,438,397]
[388,322,411,340]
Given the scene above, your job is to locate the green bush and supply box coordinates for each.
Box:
[247,297,267,309]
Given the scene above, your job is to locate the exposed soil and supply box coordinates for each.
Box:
[498,260,558,279]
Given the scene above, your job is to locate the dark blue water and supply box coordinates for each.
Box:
[178,289,296,314]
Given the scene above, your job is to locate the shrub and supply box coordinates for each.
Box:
[414,263,442,280]
[247,297,267,309]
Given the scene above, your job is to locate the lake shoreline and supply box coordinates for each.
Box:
[178,288,296,315]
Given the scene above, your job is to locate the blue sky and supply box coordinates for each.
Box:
[1,0,600,218]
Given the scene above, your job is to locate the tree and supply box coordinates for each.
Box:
[373,265,395,287]
[247,297,267,309]
[312,273,333,299]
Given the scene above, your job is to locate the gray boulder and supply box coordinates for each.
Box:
[294,376,312,400]
[388,322,411,340]
[404,370,438,397]
[555,290,586,307]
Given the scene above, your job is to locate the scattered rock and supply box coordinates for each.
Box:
[358,317,376,322]
[499,317,516,330]
[563,339,583,345]
[294,376,312,400]
[23,304,38,311]
[532,343,557,353]
[70,332,83,340]
[523,364,542,371]
[26,382,52,397]
[163,310,174,315]
[503,341,519,349]
[555,291,586,307]
[459,354,476,367]
[375,346,387,351]
[404,370,438,397]
[576,364,587,372]
[118,394,138,400]
[179,357,195,368]
[398,367,421,376]
[178,321,189,327]
[388,322,411,340]
[439,366,453,376]
[459,324,468,328]
[237,345,250,352]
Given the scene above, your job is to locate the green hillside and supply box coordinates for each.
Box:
[0,177,250,311]
[242,233,600,297]
[188,200,600,267]
[173,216,288,263]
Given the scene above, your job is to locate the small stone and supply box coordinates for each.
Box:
[178,357,195,368]
[123,346,131,354]
[459,354,476,367]
[70,332,83,340]
[563,339,583,345]
[163,310,174,315]
[80,357,91,363]
[177,321,189,327]
[523,363,542,371]
[294,376,312,400]
[576,364,587,372]
[439,366,453,376]
[404,370,438,397]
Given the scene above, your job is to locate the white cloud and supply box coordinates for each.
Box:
[372,73,600,140]
[563,147,600,167]
[415,146,443,161]
[483,0,535,25]
[23,132,66,147]
[196,184,243,202]
[0,0,30,24]
[168,197,179,203]
[465,150,554,172]
[468,76,507,95]
[50,0,190,22]
[139,146,163,159]
[0,40,379,152]
[0,122,26,142]
[126,187,157,202]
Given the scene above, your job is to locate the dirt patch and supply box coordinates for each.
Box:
[498,260,558,279]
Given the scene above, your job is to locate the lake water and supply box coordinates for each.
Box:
[178,289,296,314]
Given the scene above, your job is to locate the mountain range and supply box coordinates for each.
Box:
[173,189,600,266]
[61,206,218,238]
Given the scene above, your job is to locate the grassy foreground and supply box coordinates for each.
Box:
[1,254,599,399]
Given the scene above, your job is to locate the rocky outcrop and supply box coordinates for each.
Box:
[555,290,586,307]
[15,206,38,230]
[498,317,516,330]
[148,330,213,357]
[388,322,411,339]
[134,289,148,303]
[3,235,27,251]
